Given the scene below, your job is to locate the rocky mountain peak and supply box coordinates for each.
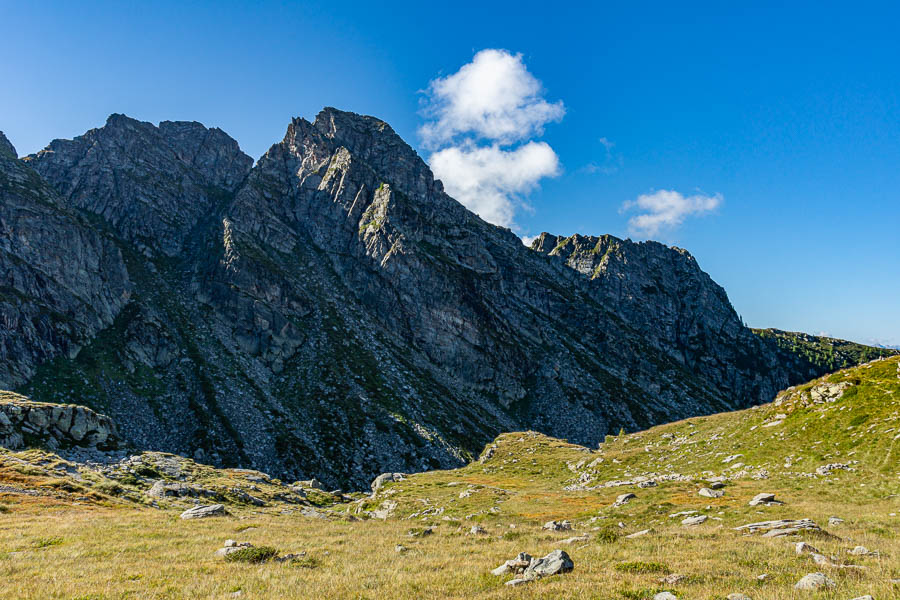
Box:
[25,114,253,256]
[0,131,16,158]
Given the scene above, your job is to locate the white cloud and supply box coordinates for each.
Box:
[520,234,539,247]
[421,49,564,228]
[420,49,564,147]
[430,142,559,228]
[622,189,722,238]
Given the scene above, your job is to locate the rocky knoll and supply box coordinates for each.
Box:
[2,109,877,489]
[0,390,118,450]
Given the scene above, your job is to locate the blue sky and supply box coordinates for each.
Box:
[2,1,898,346]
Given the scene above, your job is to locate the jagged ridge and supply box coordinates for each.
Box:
[0,109,882,489]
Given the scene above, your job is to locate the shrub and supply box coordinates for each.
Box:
[224,546,279,564]
[596,526,619,543]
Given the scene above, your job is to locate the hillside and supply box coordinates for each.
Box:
[1,357,897,598]
[754,328,898,373]
[1,111,863,489]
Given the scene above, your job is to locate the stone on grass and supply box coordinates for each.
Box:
[542,520,572,531]
[828,516,845,526]
[735,519,820,536]
[491,552,532,576]
[468,525,487,535]
[658,574,685,585]
[614,493,636,506]
[681,515,707,526]
[748,493,781,506]
[561,534,590,544]
[180,504,225,519]
[726,594,751,600]
[215,540,252,557]
[505,578,529,587]
[626,528,651,538]
[795,541,821,555]
[370,472,405,494]
[698,487,724,498]
[522,549,574,579]
[793,573,835,590]
[653,593,678,600]
[848,596,874,600]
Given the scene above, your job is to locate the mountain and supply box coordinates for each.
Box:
[0,110,883,489]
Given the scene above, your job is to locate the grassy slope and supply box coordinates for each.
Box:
[1,357,899,599]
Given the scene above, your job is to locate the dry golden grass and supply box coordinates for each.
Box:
[0,498,897,599]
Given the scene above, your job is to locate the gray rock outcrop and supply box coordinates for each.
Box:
[0,392,118,450]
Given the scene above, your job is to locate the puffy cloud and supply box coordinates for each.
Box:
[622,189,722,237]
[430,142,560,228]
[421,49,564,228]
[420,49,564,147]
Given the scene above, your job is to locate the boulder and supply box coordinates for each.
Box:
[698,487,724,498]
[793,573,834,590]
[748,493,781,506]
[370,472,405,494]
[735,519,820,536]
[614,493,636,506]
[491,552,532,576]
[522,549,573,579]
[681,515,707,526]
[653,593,678,600]
[180,504,226,519]
[542,520,573,531]
[215,540,253,557]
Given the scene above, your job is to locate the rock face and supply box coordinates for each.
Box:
[27,115,253,257]
[0,132,129,388]
[0,391,118,450]
[2,108,879,489]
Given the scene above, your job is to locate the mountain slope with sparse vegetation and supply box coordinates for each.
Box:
[1,357,898,599]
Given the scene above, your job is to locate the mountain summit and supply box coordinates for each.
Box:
[2,108,886,488]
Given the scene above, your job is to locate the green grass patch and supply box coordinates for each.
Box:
[614,561,670,575]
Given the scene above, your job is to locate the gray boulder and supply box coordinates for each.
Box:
[698,487,723,498]
[793,573,835,590]
[180,504,226,519]
[370,472,405,494]
[522,549,573,579]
